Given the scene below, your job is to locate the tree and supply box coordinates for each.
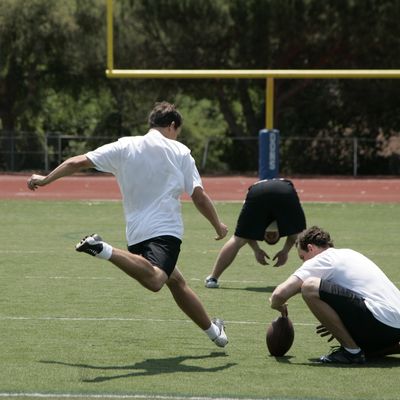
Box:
[1,0,400,173]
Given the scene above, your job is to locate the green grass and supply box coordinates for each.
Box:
[1,200,400,399]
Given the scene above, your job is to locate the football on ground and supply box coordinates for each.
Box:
[266,316,295,357]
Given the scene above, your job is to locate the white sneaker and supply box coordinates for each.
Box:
[211,318,228,348]
[205,275,219,288]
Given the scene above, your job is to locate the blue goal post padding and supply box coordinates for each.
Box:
[259,129,280,180]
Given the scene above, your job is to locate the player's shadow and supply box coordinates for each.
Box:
[40,352,237,383]
[219,286,275,293]
[267,355,295,363]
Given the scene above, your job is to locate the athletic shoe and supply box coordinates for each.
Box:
[319,346,366,364]
[211,317,228,348]
[75,234,104,256]
[205,275,219,288]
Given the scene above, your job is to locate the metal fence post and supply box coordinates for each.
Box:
[353,137,358,177]
[44,133,49,172]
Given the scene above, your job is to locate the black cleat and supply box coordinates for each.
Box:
[319,346,366,364]
[75,234,103,257]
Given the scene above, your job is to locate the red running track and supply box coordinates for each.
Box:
[1,174,400,203]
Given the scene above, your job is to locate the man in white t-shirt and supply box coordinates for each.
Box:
[270,226,400,364]
[27,101,229,348]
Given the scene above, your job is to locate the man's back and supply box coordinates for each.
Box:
[297,247,400,327]
[86,129,202,245]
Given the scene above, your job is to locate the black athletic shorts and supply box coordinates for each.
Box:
[234,179,306,240]
[127,235,181,278]
[319,279,400,352]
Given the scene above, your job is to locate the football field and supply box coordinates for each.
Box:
[1,199,400,400]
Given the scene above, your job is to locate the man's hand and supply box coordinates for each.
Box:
[280,303,288,317]
[254,248,270,265]
[269,297,288,317]
[316,324,335,342]
[215,222,228,240]
[27,174,47,191]
[272,249,289,267]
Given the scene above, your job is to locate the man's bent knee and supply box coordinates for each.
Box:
[301,277,321,300]
[144,278,165,292]
[143,267,168,292]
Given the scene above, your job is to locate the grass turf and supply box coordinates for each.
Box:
[0,200,400,399]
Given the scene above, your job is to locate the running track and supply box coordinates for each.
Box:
[1,174,400,202]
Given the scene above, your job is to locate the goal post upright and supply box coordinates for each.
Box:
[105,0,400,178]
[106,0,114,72]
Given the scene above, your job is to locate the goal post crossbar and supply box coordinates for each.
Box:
[106,0,400,129]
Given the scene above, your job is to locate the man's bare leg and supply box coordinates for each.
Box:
[208,235,247,280]
[167,267,211,329]
[109,248,168,292]
[301,277,359,349]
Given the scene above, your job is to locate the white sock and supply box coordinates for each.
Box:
[97,242,113,260]
[344,347,361,354]
[204,322,220,340]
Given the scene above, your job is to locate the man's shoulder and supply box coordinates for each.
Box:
[114,135,144,148]
[148,130,191,155]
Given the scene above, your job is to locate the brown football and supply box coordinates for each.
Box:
[266,316,295,356]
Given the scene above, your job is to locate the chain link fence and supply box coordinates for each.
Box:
[1,131,399,176]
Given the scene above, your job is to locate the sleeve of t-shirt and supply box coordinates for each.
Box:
[86,140,123,175]
[182,153,203,196]
[293,252,334,282]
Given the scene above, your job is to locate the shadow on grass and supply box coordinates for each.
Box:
[218,286,276,293]
[40,351,237,383]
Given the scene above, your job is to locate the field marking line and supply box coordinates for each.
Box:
[15,276,400,286]
[21,276,270,284]
[0,392,283,400]
[0,315,315,326]
[24,276,116,280]
[18,275,400,286]
[0,250,54,254]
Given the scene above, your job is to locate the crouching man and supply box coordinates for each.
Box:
[270,226,400,364]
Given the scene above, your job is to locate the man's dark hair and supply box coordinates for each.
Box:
[296,226,334,251]
[148,101,183,128]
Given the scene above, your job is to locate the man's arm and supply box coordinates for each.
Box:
[27,155,95,190]
[191,186,228,240]
[270,275,303,315]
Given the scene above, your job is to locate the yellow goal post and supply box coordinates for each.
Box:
[106,0,400,130]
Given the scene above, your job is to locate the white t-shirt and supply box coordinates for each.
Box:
[293,248,400,328]
[86,129,203,245]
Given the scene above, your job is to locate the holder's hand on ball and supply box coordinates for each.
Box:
[280,304,288,318]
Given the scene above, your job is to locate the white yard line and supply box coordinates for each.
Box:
[0,392,283,400]
[0,315,315,326]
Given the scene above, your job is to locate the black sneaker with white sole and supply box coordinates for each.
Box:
[319,346,366,364]
[75,234,103,256]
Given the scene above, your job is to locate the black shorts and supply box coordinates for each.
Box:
[127,235,181,278]
[234,179,306,240]
[319,280,400,352]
